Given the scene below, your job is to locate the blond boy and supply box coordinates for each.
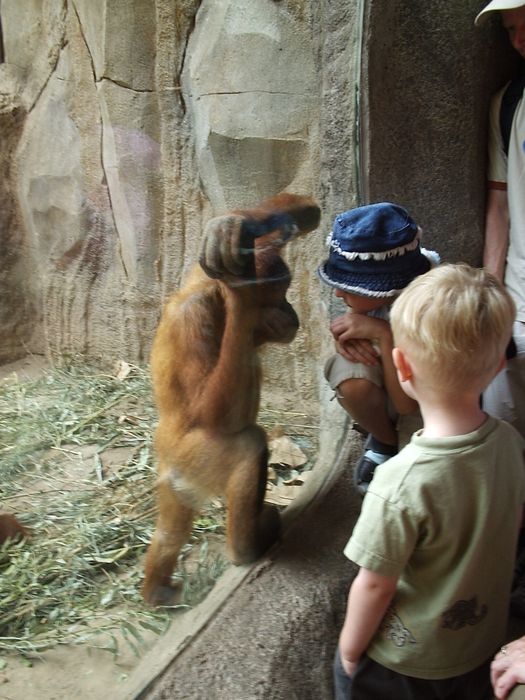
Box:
[335,264,525,700]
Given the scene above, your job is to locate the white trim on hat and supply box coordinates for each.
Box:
[475,0,525,26]
[316,247,440,298]
[317,264,401,297]
[421,247,441,268]
[327,229,422,262]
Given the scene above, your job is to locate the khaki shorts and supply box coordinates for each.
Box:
[323,352,423,447]
[483,321,525,439]
[323,353,384,392]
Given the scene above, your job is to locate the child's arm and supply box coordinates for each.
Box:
[331,312,417,414]
[330,312,381,366]
[339,567,398,677]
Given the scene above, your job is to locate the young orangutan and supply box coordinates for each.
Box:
[142,193,320,605]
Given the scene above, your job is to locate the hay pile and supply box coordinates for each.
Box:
[0,360,226,659]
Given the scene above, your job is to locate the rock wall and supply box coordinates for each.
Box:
[0,68,31,361]
[1,0,198,365]
[361,0,518,263]
[0,0,359,433]
[0,0,517,377]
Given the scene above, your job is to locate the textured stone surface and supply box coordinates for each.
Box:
[0,1,515,366]
[0,0,334,421]
[361,0,518,263]
[183,0,318,210]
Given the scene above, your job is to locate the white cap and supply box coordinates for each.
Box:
[475,0,525,26]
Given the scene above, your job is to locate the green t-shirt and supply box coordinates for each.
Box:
[345,416,525,680]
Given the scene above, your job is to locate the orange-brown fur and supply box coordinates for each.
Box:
[0,513,28,544]
[142,193,320,605]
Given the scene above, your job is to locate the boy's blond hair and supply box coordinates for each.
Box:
[390,263,515,391]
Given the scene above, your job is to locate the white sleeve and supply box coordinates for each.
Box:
[487,84,508,185]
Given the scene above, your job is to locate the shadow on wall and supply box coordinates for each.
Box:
[360,0,519,267]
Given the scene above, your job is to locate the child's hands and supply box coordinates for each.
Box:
[330,313,391,366]
[335,337,379,365]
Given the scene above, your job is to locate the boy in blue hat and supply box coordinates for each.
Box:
[318,202,439,493]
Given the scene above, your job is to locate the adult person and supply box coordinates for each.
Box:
[492,638,525,699]
[475,0,525,438]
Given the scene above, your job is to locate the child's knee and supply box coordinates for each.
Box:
[324,353,384,394]
[338,377,382,404]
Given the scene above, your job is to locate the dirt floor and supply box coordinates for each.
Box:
[0,356,216,700]
[0,631,158,700]
[0,355,317,700]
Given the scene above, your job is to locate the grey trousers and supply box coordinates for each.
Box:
[333,648,494,700]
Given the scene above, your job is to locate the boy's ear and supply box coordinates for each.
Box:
[392,347,413,382]
[494,354,507,377]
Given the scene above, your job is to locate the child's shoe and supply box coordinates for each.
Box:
[354,435,397,495]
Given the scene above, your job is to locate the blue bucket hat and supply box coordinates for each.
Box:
[317,202,439,298]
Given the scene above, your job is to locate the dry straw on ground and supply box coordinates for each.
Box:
[0,359,227,660]
[0,358,317,664]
